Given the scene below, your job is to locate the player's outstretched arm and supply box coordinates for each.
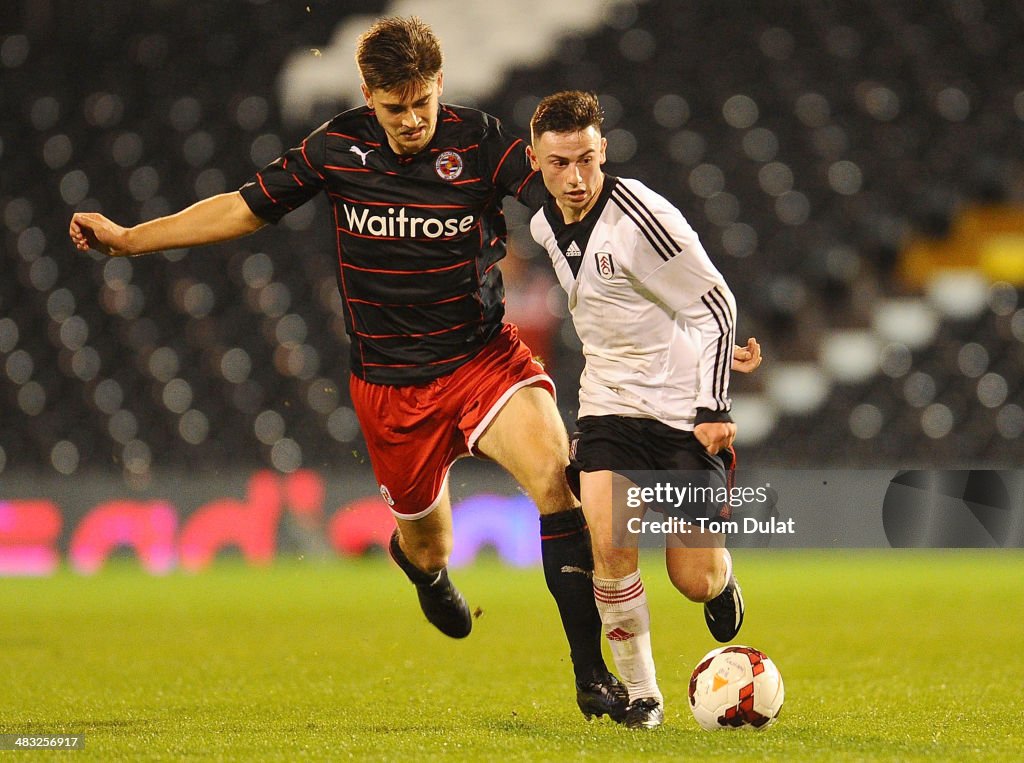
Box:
[731,337,762,373]
[69,191,265,257]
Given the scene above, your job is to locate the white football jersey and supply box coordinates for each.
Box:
[530,176,736,431]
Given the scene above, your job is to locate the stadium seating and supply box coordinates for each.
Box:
[1,0,1021,482]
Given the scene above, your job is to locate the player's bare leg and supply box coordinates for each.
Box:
[580,469,663,729]
[665,538,728,602]
[476,385,627,722]
[393,493,454,571]
[388,492,472,639]
[667,530,744,643]
[475,385,575,513]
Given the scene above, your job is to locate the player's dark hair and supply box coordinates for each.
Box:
[356,16,443,97]
[530,91,604,141]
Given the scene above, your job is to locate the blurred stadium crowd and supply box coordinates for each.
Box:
[2,0,1023,487]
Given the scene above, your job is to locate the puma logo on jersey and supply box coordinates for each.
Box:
[565,240,582,258]
[349,145,375,165]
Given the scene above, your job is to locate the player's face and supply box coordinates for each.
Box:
[362,73,443,156]
[527,126,607,222]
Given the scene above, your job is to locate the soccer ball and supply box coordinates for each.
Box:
[688,645,784,730]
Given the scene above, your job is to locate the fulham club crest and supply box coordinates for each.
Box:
[596,251,615,280]
[434,150,464,181]
[379,484,395,506]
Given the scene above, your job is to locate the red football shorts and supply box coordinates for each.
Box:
[349,323,555,519]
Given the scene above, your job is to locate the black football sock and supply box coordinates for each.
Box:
[540,507,608,684]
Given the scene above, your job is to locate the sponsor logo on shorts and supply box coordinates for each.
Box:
[435,150,464,181]
[379,484,395,506]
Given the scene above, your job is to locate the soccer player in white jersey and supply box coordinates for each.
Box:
[527,90,761,729]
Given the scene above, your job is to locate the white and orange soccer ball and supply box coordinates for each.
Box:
[688,645,784,731]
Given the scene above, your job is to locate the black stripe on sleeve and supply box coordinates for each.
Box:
[611,184,682,261]
[614,182,680,253]
[610,191,672,261]
[701,287,735,408]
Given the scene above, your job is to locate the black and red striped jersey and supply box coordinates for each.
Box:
[239,104,546,385]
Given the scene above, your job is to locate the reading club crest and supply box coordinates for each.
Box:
[435,150,464,181]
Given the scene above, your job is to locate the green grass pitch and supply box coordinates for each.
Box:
[1,551,1022,761]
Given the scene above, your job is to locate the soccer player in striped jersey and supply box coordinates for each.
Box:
[527,90,761,729]
[69,18,627,722]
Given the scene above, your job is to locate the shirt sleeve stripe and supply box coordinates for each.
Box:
[491,138,524,184]
[515,169,539,199]
[701,287,735,408]
[257,172,293,211]
[611,190,672,261]
[611,185,679,261]
[300,138,326,180]
[614,181,680,255]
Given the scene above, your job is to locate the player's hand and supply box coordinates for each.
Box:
[69,212,131,257]
[731,337,762,373]
[694,421,736,455]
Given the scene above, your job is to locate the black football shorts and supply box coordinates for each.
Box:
[566,414,736,520]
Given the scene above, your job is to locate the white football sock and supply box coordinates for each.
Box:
[593,570,662,703]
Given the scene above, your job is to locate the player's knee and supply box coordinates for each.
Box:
[527,455,576,513]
